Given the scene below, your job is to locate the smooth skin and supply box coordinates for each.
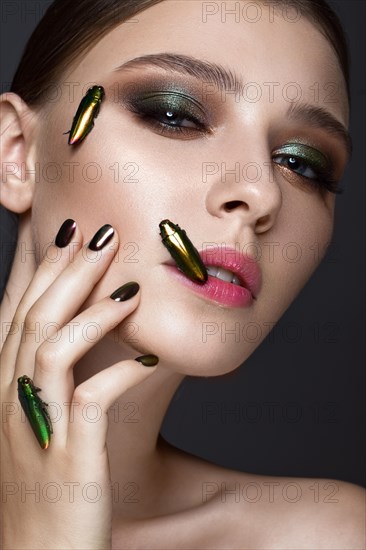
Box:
[1,1,365,548]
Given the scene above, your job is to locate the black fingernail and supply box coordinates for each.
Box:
[110,281,140,302]
[135,354,159,367]
[55,219,76,248]
[88,224,114,251]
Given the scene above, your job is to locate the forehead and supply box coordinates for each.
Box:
[67,0,348,123]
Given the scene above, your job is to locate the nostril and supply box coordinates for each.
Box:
[256,214,271,230]
[224,200,246,212]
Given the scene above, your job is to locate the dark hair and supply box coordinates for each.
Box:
[10,0,351,106]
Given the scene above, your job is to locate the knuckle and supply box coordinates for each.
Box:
[23,305,48,333]
[35,342,63,374]
[73,386,97,407]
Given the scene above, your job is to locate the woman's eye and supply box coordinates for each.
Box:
[273,155,318,179]
[122,91,211,138]
[149,107,200,129]
[272,143,342,195]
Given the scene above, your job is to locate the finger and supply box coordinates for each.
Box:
[67,357,158,455]
[29,286,141,445]
[1,219,82,384]
[13,223,118,382]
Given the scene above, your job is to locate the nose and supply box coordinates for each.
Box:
[204,139,282,234]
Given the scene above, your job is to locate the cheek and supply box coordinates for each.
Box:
[285,192,335,270]
[257,190,335,322]
[31,111,139,256]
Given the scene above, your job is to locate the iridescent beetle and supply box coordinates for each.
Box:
[64,85,105,145]
[159,219,208,284]
[17,375,53,450]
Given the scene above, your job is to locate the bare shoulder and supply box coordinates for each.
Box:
[288,478,366,550]
[214,469,366,549]
[158,441,365,549]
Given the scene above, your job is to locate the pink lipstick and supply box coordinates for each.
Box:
[164,245,262,308]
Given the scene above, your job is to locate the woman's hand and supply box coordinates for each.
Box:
[1,219,158,550]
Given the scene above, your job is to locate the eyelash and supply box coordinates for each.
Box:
[125,96,342,195]
[272,154,342,195]
[124,93,210,138]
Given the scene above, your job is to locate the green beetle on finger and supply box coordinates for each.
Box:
[17,375,53,450]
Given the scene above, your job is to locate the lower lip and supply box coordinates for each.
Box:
[163,265,254,308]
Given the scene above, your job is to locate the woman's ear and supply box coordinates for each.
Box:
[0,92,39,213]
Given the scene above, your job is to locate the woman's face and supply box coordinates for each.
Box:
[30,0,350,375]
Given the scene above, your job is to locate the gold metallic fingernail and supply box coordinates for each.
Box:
[159,219,208,284]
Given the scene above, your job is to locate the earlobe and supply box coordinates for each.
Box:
[0,92,38,213]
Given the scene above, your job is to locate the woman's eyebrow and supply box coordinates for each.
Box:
[113,52,244,94]
[287,102,352,159]
[114,53,352,159]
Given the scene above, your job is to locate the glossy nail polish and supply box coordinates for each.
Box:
[55,219,76,247]
[110,282,140,302]
[88,224,114,251]
[135,354,159,367]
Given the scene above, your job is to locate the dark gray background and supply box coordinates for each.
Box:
[1,1,365,487]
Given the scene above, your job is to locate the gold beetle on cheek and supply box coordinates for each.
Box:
[64,85,105,145]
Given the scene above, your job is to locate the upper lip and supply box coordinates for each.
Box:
[165,245,262,299]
